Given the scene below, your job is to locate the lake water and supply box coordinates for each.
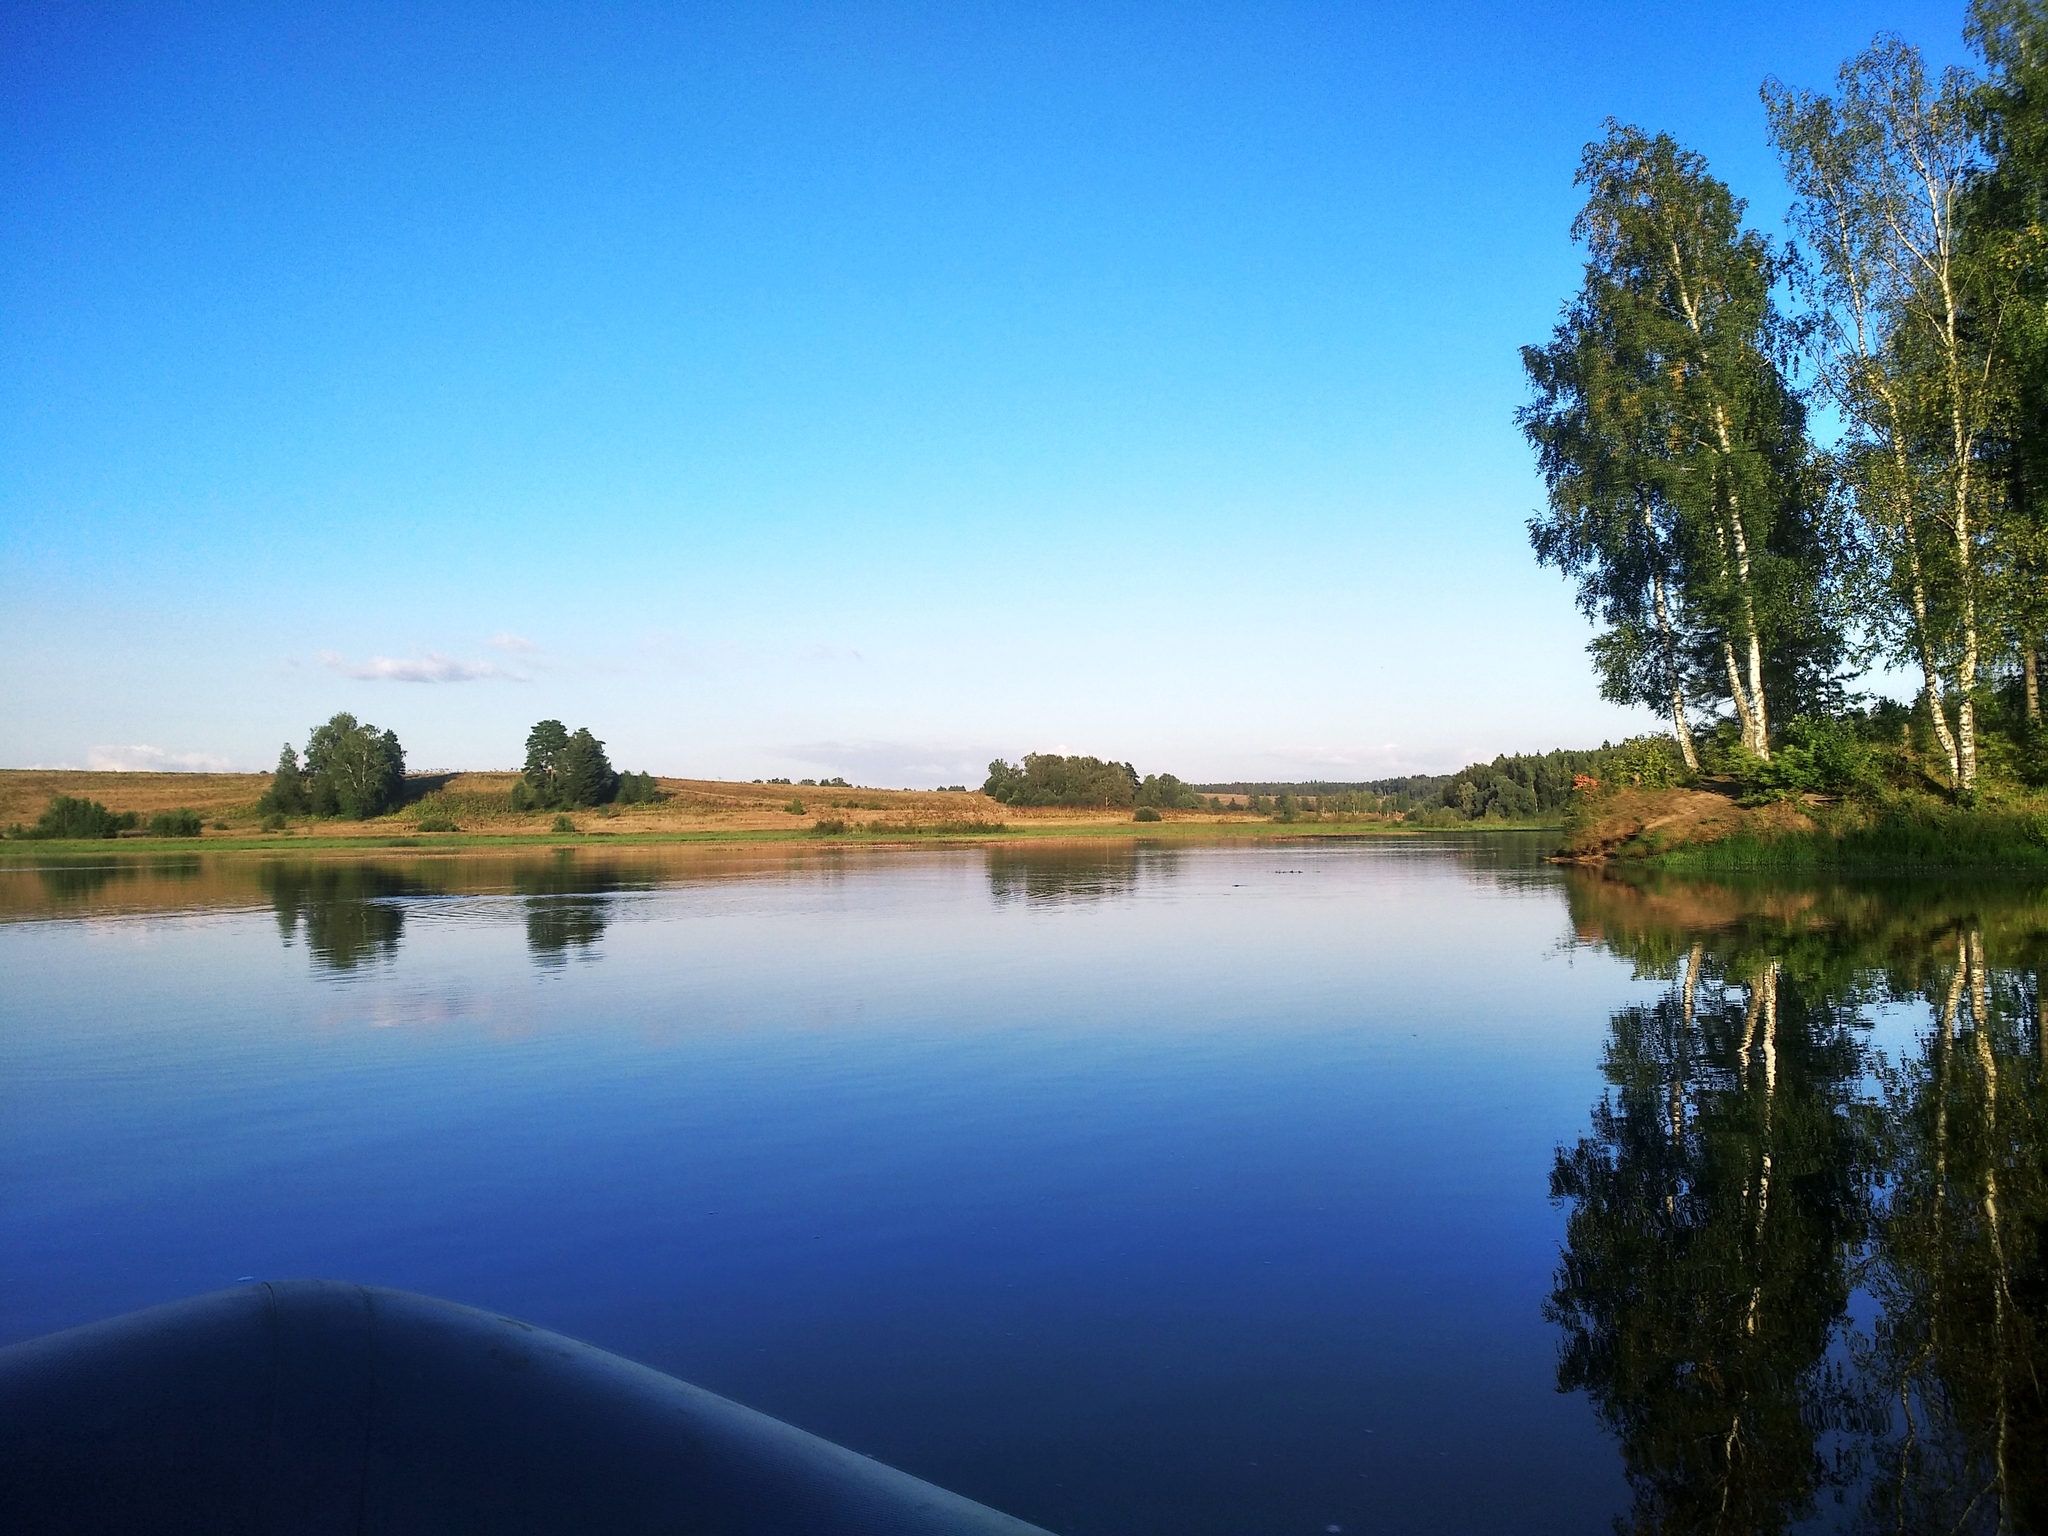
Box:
[3,836,2042,1534]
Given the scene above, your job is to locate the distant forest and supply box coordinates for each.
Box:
[1194,741,1669,823]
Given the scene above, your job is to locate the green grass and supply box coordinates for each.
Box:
[1647,805,2048,874]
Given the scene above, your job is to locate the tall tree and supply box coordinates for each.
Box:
[1524,273,1705,768]
[1970,0,2048,732]
[1767,37,2019,794]
[521,720,572,807]
[302,713,405,819]
[555,728,617,809]
[1525,123,1823,762]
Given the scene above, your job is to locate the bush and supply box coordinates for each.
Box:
[261,812,289,833]
[415,816,459,832]
[1748,716,1876,798]
[1133,806,1163,822]
[27,795,136,840]
[551,814,577,833]
[785,799,806,815]
[810,818,849,835]
[1607,735,1687,790]
[615,770,659,804]
[147,809,203,838]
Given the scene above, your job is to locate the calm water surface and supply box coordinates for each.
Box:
[3,836,2043,1533]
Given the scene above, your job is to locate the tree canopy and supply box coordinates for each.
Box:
[983,754,1145,808]
[513,721,651,810]
[261,714,405,820]
[1522,10,2048,799]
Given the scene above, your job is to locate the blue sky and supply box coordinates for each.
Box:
[1,2,1975,784]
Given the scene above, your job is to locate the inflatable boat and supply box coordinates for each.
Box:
[0,1280,1050,1534]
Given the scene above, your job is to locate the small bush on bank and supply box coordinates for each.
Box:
[415,816,459,833]
[551,814,576,833]
[147,809,203,838]
[1133,806,1162,821]
[811,818,849,835]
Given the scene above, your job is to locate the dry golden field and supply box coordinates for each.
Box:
[0,769,1273,842]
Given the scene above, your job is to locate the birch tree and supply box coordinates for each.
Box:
[1971,0,2048,732]
[1522,283,1704,769]
[1766,38,2018,794]
[1525,124,1818,761]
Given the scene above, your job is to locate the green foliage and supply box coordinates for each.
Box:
[303,714,405,819]
[1523,122,1839,762]
[810,818,849,835]
[147,809,203,838]
[1745,716,1878,797]
[1133,805,1163,822]
[27,795,137,840]
[1134,772,1203,809]
[258,744,310,816]
[520,720,619,809]
[1607,735,1688,789]
[550,814,576,833]
[414,816,459,833]
[614,770,659,805]
[982,754,1140,807]
[261,812,289,833]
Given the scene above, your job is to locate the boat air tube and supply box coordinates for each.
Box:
[0,1280,1052,1535]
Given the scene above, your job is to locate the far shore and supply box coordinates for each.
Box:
[0,768,1557,858]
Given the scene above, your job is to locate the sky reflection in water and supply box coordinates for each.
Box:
[2,839,2042,1534]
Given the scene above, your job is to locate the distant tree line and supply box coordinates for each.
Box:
[1523,5,2048,800]
[982,755,1205,809]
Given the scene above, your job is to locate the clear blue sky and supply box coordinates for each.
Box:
[0,2,1974,784]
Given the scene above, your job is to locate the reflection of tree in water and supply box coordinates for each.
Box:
[260,862,426,971]
[1555,875,2048,1534]
[36,862,130,903]
[985,844,1185,907]
[1862,938,2048,1535]
[510,855,651,966]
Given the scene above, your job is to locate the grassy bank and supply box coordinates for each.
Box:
[1644,804,2048,874]
[1560,782,2048,874]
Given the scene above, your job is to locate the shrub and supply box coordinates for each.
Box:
[811,818,849,835]
[1749,716,1876,797]
[27,795,136,840]
[1607,734,1687,789]
[261,812,289,832]
[615,770,659,804]
[551,814,577,833]
[147,809,203,838]
[415,816,459,832]
[785,799,806,815]
[1133,806,1163,822]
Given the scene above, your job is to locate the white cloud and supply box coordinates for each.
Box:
[318,650,521,683]
[87,744,237,772]
[487,632,540,653]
